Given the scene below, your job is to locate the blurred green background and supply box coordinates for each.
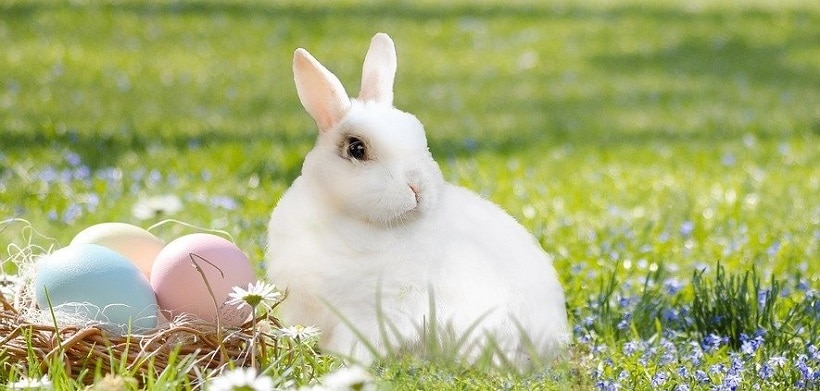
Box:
[1,0,818,279]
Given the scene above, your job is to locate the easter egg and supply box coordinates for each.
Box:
[150,233,255,326]
[70,222,164,278]
[33,244,159,331]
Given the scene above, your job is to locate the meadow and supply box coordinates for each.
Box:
[1,0,818,389]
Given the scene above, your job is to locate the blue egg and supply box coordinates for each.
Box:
[34,243,158,332]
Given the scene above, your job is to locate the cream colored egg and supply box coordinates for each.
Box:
[71,222,164,278]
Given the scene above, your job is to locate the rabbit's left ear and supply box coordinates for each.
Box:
[358,33,397,105]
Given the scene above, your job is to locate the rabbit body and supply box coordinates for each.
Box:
[267,34,568,367]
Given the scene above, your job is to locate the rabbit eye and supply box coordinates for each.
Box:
[346,137,368,161]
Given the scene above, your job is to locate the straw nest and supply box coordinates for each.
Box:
[0,285,286,385]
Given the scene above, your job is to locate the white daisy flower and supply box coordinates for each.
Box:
[276,324,321,342]
[226,281,283,313]
[321,365,374,390]
[207,367,274,391]
[300,366,375,391]
[7,374,53,390]
[131,194,183,220]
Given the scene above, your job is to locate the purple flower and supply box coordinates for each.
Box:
[687,349,704,366]
[708,363,725,375]
[595,380,620,391]
[210,195,239,210]
[766,241,781,257]
[796,354,815,380]
[723,373,742,390]
[757,290,770,308]
[617,314,631,330]
[663,278,684,295]
[659,352,676,365]
[808,344,820,361]
[797,280,810,292]
[62,204,82,224]
[623,341,640,356]
[768,355,787,367]
[680,221,694,237]
[661,308,679,322]
[65,151,82,166]
[741,340,758,356]
[758,363,774,380]
[694,370,710,384]
[651,371,669,387]
[702,334,727,353]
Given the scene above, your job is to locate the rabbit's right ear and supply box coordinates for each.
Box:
[293,48,351,132]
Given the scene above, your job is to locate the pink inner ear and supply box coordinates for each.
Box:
[293,48,351,132]
[358,33,397,105]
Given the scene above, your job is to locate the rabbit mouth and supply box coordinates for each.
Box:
[371,197,426,226]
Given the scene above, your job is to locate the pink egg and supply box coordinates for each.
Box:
[150,233,255,326]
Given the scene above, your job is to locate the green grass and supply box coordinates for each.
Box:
[1,0,818,389]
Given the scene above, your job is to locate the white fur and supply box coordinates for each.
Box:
[267,33,569,367]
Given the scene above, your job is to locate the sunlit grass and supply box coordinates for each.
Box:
[1,0,818,389]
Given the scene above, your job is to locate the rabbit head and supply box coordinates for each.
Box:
[293,33,444,225]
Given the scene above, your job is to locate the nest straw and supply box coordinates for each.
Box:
[0,289,285,385]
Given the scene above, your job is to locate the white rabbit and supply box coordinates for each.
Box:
[266,33,569,368]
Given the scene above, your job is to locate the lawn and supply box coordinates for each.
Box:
[1,0,818,389]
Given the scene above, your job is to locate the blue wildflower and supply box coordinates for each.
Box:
[797,279,810,292]
[766,241,781,257]
[617,313,631,330]
[796,354,814,381]
[651,371,668,387]
[741,340,758,356]
[679,221,694,237]
[729,353,744,373]
[758,363,774,380]
[674,385,690,391]
[62,204,82,224]
[688,349,704,366]
[677,366,688,378]
[210,195,239,210]
[723,373,742,390]
[694,370,710,384]
[623,341,640,356]
[663,278,684,295]
[768,355,787,367]
[702,334,727,353]
[65,150,82,166]
[659,352,676,365]
[708,363,725,375]
[757,289,770,308]
[808,344,820,361]
[660,307,679,322]
[595,380,620,391]
[148,169,162,186]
